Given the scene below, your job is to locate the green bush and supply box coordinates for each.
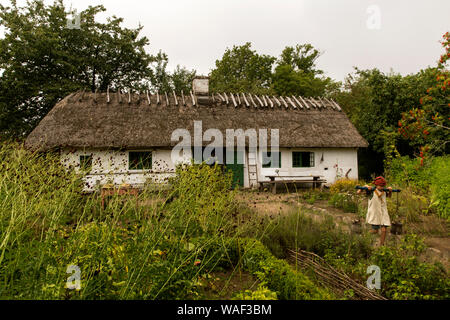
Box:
[257,210,373,268]
[239,238,334,300]
[232,284,278,300]
[369,234,449,300]
[389,155,450,219]
[328,193,359,213]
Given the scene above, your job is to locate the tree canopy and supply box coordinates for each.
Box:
[209,42,275,94]
[210,42,340,97]
[0,0,155,137]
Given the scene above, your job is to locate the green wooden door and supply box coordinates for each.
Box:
[225,151,244,188]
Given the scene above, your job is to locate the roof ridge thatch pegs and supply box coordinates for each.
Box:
[156,92,160,105]
[236,93,241,106]
[217,93,225,103]
[127,89,131,104]
[292,96,304,109]
[330,98,342,111]
[255,94,264,108]
[273,96,281,108]
[242,93,250,107]
[230,93,237,107]
[306,97,316,108]
[318,97,327,109]
[223,92,229,105]
[78,88,86,102]
[94,88,98,103]
[211,93,215,103]
[312,97,321,109]
[324,98,335,110]
[262,95,268,107]
[146,90,151,105]
[299,96,310,109]
[107,86,110,104]
[190,90,196,107]
[181,91,186,106]
[173,90,178,106]
[279,96,288,109]
[164,92,169,106]
[249,94,257,108]
[265,95,273,108]
[286,96,297,109]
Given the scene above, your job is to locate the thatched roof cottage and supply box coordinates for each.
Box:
[25,78,368,191]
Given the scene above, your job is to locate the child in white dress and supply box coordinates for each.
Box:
[357,176,393,246]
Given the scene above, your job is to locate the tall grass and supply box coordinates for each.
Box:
[0,143,243,299]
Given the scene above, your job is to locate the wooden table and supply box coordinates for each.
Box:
[101,185,139,210]
[260,175,326,194]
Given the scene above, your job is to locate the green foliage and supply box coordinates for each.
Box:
[369,234,449,300]
[232,284,277,300]
[0,0,154,137]
[209,42,275,94]
[240,238,333,300]
[0,144,237,299]
[1,144,331,300]
[388,155,450,219]
[167,163,236,236]
[257,210,373,265]
[148,51,196,93]
[328,193,358,214]
[399,32,450,156]
[334,67,439,178]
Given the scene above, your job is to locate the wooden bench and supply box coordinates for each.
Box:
[259,175,326,194]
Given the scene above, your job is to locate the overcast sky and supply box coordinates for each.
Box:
[1,0,449,81]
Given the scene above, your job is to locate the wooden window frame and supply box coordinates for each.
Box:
[292,151,315,168]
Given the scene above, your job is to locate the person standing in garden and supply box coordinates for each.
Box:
[357,176,393,246]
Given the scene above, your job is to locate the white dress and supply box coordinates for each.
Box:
[366,189,391,226]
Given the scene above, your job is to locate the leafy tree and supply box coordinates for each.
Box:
[209,42,275,94]
[147,52,196,93]
[0,0,154,137]
[399,32,450,162]
[277,44,323,76]
[170,65,196,93]
[334,68,438,178]
[272,44,340,97]
[148,50,171,93]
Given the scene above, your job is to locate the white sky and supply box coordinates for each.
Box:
[1,0,449,81]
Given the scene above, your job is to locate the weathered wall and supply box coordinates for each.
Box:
[257,148,359,185]
[60,148,191,192]
[61,147,358,192]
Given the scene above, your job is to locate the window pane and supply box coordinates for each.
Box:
[292,152,314,168]
[129,152,152,170]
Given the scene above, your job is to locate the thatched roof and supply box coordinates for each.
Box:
[24,90,368,150]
